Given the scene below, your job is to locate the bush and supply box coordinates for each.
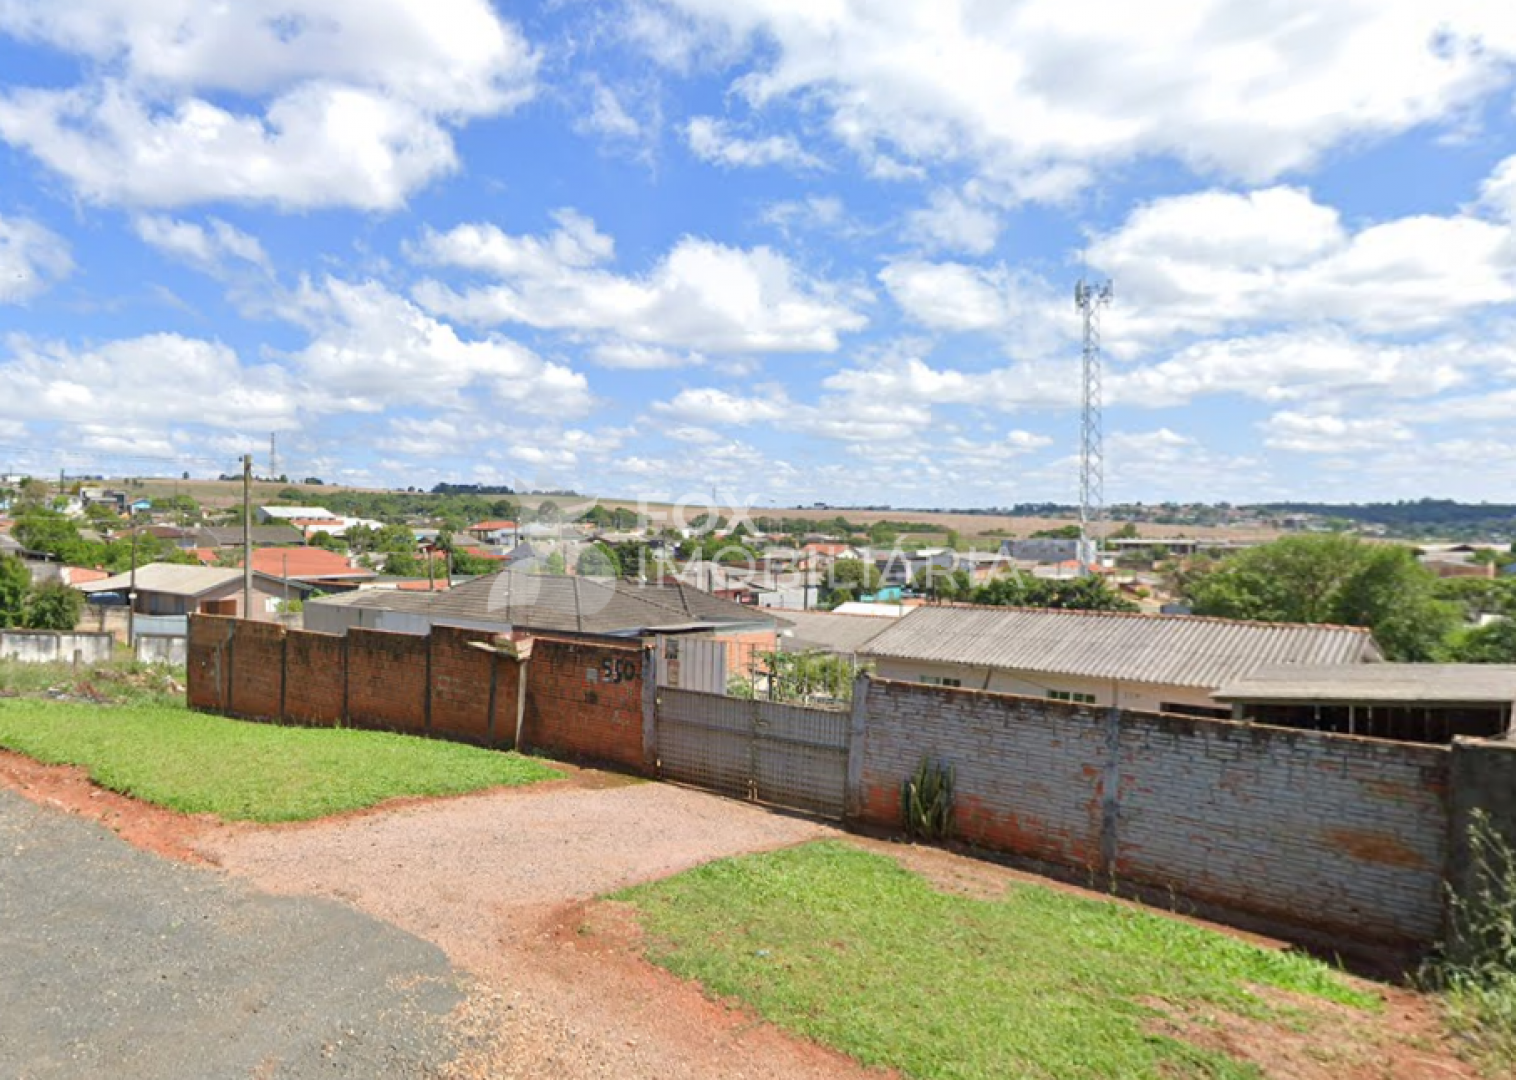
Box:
[1421,811,1516,1071]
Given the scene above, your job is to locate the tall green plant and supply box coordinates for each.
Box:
[903,758,954,841]
[1422,811,1516,1071]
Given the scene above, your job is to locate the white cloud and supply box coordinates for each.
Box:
[1480,154,1516,222]
[1263,411,1413,453]
[905,189,1001,255]
[0,0,538,209]
[1089,186,1516,349]
[413,211,868,353]
[684,116,822,170]
[0,332,296,428]
[1110,329,1469,408]
[133,215,270,273]
[284,277,593,416]
[0,213,71,302]
[582,78,643,139]
[645,2,1516,188]
[759,195,847,235]
[589,342,705,369]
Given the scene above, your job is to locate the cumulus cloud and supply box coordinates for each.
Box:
[641,1,1516,188]
[282,277,592,416]
[0,0,538,209]
[0,332,296,428]
[1088,186,1516,349]
[412,210,868,353]
[684,116,822,170]
[133,215,271,273]
[0,213,72,302]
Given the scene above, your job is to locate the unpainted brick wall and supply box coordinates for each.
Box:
[187,614,235,711]
[522,636,648,771]
[226,619,285,720]
[283,629,345,726]
[346,627,429,733]
[857,677,1449,945]
[428,625,523,746]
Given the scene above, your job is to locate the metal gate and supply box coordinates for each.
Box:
[655,687,849,819]
[654,636,728,694]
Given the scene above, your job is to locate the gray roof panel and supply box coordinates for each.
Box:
[859,605,1381,689]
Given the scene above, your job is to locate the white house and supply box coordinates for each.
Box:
[859,605,1382,717]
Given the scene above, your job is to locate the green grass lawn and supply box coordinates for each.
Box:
[0,698,562,822]
[615,841,1378,1080]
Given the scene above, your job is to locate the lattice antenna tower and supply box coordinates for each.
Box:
[1075,278,1113,576]
[270,432,278,480]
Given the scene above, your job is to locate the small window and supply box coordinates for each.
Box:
[1048,690,1096,705]
[921,675,962,688]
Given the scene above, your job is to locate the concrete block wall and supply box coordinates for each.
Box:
[1113,712,1448,945]
[856,677,1451,946]
[134,634,187,666]
[428,625,523,746]
[856,679,1107,866]
[522,636,648,770]
[0,630,115,665]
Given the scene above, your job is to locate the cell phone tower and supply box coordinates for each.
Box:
[1075,278,1113,577]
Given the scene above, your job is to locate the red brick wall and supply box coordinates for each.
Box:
[187,616,639,765]
[428,625,524,746]
[522,636,648,771]
[226,619,286,720]
[187,614,235,711]
[346,627,428,733]
[284,629,345,726]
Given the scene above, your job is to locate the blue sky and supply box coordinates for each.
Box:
[2,2,1515,508]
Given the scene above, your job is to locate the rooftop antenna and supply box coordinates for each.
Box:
[1075,277,1113,577]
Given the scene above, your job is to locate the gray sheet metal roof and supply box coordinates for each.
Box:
[307,572,776,636]
[859,605,1382,689]
[1215,664,1516,705]
[780,610,893,656]
[78,564,243,597]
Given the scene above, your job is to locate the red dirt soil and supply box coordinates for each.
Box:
[0,748,1482,1080]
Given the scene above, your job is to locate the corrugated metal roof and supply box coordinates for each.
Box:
[1215,664,1516,705]
[307,571,775,635]
[780,611,893,656]
[859,605,1382,689]
[78,564,243,597]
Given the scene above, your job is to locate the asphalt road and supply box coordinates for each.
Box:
[0,789,466,1080]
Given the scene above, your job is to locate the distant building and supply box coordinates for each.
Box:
[1001,537,1080,563]
[860,605,1382,717]
[257,505,337,524]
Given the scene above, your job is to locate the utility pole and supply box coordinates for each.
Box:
[242,454,253,618]
[1075,278,1113,577]
[127,526,139,645]
[269,432,278,480]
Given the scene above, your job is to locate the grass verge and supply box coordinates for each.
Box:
[0,657,186,707]
[0,698,562,822]
[615,840,1377,1080]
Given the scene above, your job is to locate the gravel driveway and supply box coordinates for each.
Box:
[0,788,465,1080]
[201,777,879,1080]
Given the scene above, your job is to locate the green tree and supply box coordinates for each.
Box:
[543,551,567,576]
[576,542,620,577]
[384,549,422,576]
[21,581,83,630]
[1185,535,1457,661]
[0,553,29,627]
[913,565,970,602]
[972,574,1137,612]
[827,558,882,604]
[1448,619,1516,663]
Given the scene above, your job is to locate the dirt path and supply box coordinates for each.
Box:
[1,752,1479,1080]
